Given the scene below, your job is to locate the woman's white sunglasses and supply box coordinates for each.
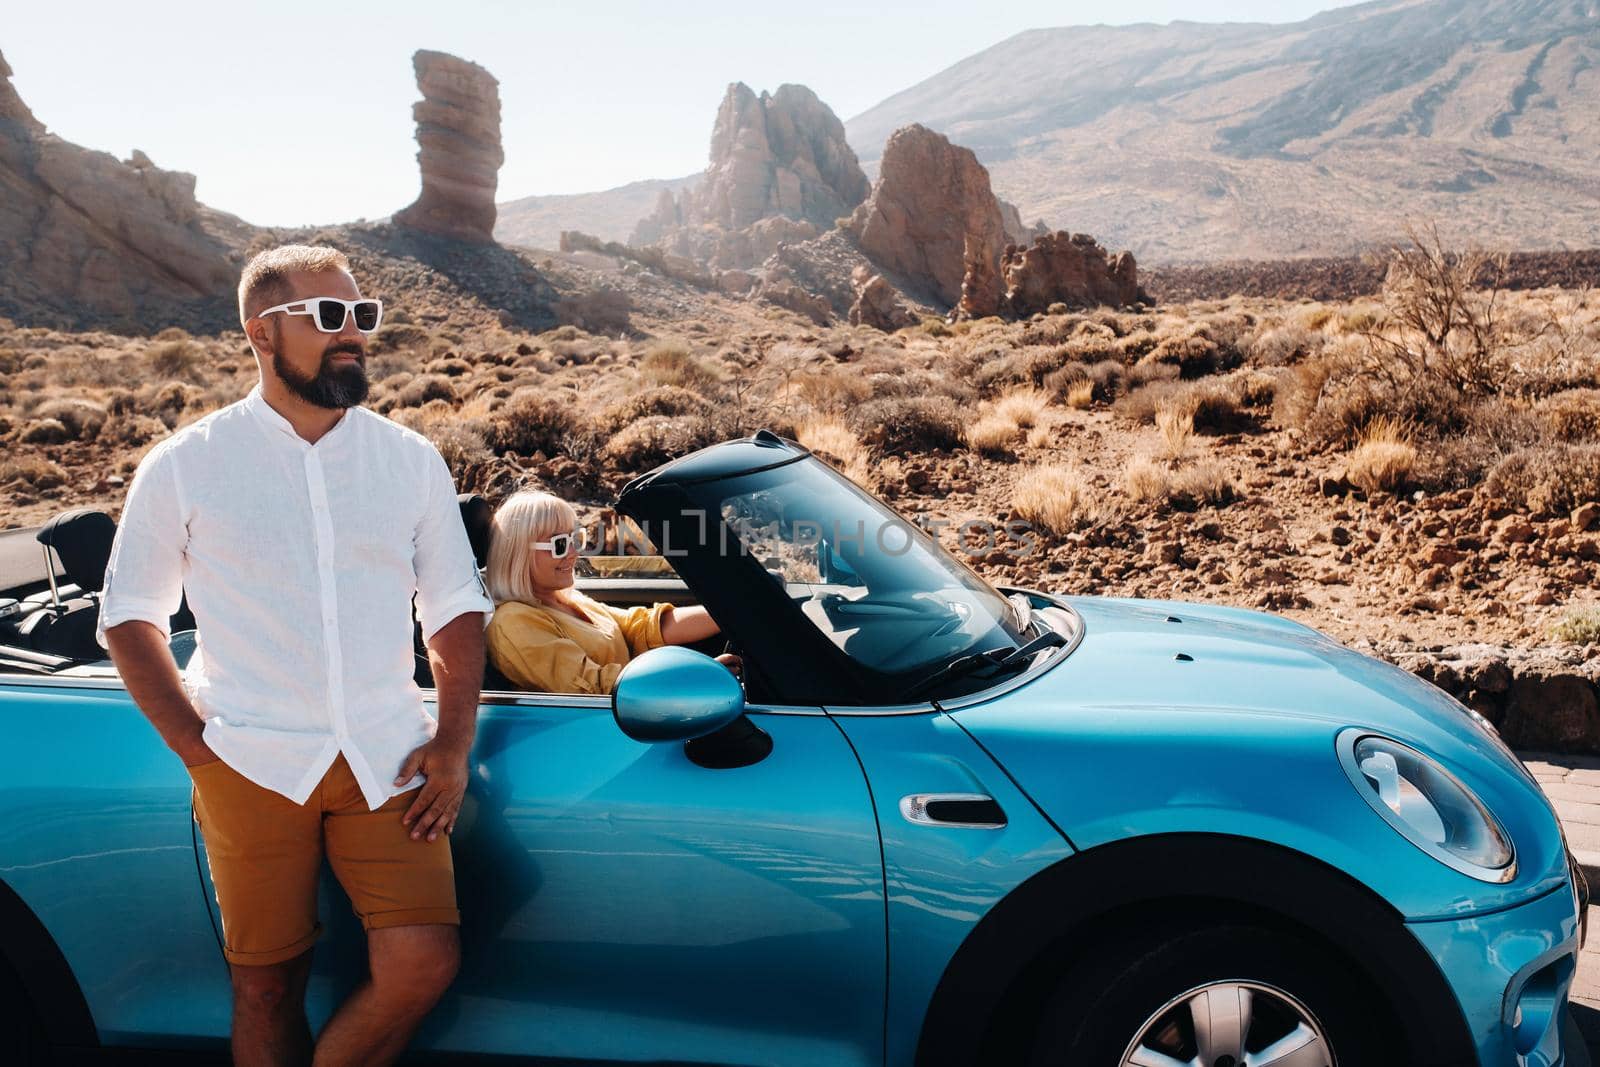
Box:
[256,297,384,334]
[533,530,580,556]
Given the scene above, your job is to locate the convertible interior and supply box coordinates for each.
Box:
[0,497,718,697]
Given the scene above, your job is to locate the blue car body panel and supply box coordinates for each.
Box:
[951,596,1568,918]
[0,682,226,1047]
[827,709,1074,1067]
[1408,882,1581,1066]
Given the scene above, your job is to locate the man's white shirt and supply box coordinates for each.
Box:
[96,384,493,810]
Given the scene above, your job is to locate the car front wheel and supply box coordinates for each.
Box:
[1027,922,1395,1066]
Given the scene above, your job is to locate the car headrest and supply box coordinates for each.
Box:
[36,508,117,594]
[458,494,492,570]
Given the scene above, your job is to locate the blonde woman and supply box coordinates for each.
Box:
[484,490,740,694]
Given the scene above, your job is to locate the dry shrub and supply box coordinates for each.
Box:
[1116,379,1242,432]
[638,343,722,396]
[849,396,963,456]
[1013,463,1097,534]
[966,415,1020,457]
[147,338,204,379]
[1345,417,1416,495]
[488,388,576,456]
[1046,359,1131,404]
[1249,324,1318,366]
[604,415,713,470]
[601,386,711,432]
[1123,454,1170,503]
[1065,380,1096,409]
[790,370,872,412]
[370,322,432,354]
[1418,400,1547,491]
[1484,443,1600,517]
[391,374,456,409]
[34,398,107,441]
[796,417,870,482]
[1170,459,1236,509]
[18,418,68,445]
[1156,404,1194,460]
[1551,605,1600,645]
[1275,340,1466,447]
[425,422,493,484]
[100,412,169,447]
[973,347,1066,394]
[0,455,68,489]
[1538,389,1600,442]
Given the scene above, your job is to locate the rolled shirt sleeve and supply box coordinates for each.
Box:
[96,443,188,649]
[602,602,674,657]
[413,447,494,642]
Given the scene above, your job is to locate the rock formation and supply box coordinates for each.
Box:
[0,48,243,331]
[394,50,503,244]
[845,124,1008,311]
[629,83,869,269]
[848,266,915,331]
[999,198,1047,247]
[999,231,1141,316]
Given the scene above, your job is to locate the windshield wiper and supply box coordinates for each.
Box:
[905,629,1067,702]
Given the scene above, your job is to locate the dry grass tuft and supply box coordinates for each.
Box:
[993,387,1051,429]
[1065,380,1096,409]
[1123,454,1171,503]
[1345,417,1416,495]
[1155,403,1195,460]
[1169,459,1237,508]
[1013,463,1097,535]
[966,415,1020,457]
[796,417,871,482]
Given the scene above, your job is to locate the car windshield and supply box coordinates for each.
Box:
[680,457,1029,685]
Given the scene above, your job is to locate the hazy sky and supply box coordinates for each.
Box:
[8,1,1358,226]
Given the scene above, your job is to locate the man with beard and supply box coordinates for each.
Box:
[98,244,493,1067]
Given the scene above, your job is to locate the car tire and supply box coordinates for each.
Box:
[1027,921,1396,1067]
[0,956,52,1066]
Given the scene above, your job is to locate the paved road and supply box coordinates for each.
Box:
[1521,752,1600,1064]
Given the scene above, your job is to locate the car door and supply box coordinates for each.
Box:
[297,689,887,1066]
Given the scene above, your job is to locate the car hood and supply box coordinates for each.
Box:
[946,595,1570,918]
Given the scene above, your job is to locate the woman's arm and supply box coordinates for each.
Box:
[659,604,720,646]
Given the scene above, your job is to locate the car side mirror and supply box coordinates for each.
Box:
[613,646,745,743]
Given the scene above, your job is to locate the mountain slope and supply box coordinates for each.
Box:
[845,0,1600,262]
[496,175,697,250]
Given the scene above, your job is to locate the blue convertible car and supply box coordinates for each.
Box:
[0,430,1587,1065]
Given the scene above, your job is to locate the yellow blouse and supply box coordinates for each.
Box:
[486,592,674,695]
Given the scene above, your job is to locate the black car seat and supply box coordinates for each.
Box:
[413,494,516,691]
[20,509,116,660]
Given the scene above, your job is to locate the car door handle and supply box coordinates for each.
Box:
[899,793,1007,829]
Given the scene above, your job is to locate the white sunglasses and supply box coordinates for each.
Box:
[256,297,384,334]
[533,530,580,556]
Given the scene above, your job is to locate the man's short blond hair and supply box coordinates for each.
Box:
[237,244,352,327]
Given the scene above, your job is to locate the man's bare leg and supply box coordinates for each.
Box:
[311,924,459,1067]
[230,949,315,1067]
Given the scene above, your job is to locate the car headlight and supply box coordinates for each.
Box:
[1336,730,1515,883]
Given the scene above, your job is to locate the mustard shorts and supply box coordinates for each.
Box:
[188,752,459,967]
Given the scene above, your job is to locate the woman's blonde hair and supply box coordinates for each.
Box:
[486,490,580,606]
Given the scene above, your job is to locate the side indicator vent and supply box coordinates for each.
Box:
[900,793,1007,829]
